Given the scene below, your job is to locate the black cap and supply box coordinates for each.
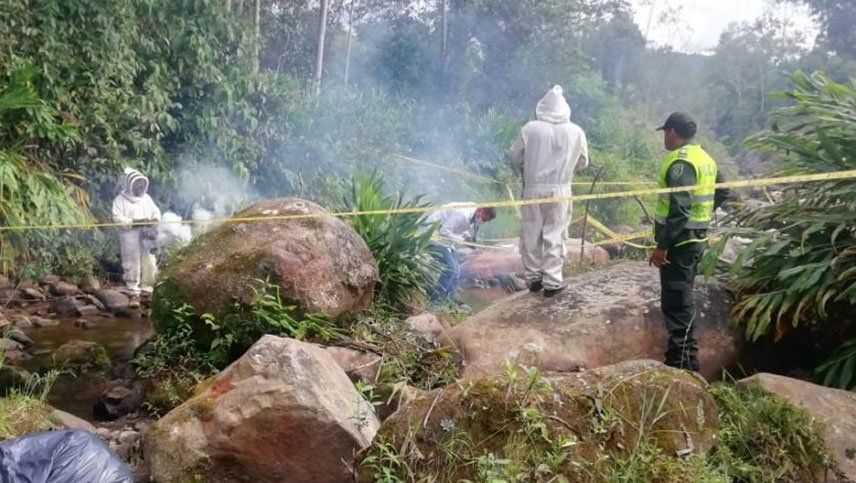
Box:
[656,112,697,139]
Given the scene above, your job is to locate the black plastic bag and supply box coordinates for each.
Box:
[0,430,132,483]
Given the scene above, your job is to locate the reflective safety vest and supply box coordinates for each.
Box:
[655,144,718,231]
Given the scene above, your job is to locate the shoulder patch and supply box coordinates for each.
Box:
[669,162,685,179]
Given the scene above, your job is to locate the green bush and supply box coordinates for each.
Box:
[338,169,440,311]
[711,71,856,389]
[0,67,94,277]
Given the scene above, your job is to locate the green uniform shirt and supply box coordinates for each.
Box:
[654,160,733,250]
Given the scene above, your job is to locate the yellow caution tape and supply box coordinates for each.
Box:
[2,169,855,232]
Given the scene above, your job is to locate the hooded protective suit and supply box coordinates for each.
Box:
[112,168,161,294]
[510,86,589,290]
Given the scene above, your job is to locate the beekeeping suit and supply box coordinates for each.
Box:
[112,168,161,295]
[510,86,589,291]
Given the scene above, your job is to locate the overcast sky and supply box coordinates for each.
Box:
[628,0,818,53]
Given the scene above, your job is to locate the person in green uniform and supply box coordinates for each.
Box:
[649,112,732,371]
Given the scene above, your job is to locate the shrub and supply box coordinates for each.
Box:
[709,71,856,389]
[338,169,440,311]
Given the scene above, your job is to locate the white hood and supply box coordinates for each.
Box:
[121,167,149,201]
[535,85,571,124]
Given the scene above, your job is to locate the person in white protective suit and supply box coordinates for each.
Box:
[112,168,161,296]
[510,85,589,297]
[425,203,497,302]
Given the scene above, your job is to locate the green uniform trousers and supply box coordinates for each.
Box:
[659,242,705,371]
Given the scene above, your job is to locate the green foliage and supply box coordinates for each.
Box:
[0,351,60,441]
[348,307,459,390]
[716,71,856,388]
[708,382,830,481]
[338,170,440,311]
[0,67,94,276]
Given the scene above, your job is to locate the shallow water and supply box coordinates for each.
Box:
[18,314,153,421]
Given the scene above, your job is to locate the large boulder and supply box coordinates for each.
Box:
[443,261,740,381]
[360,360,719,481]
[738,373,856,481]
[145,335,379,482]
[155,198,378,322]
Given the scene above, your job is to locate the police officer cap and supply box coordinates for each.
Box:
[656,112,697,139]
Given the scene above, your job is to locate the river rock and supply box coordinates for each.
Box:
[79,276,102,294]
[77,305,100,316]
[738,373,856,480]
[93,385,141,421]
[21,287,46,301]
[145,335,379,482]
[50,281,79,296]
[5,328,33,346]
[82,294,106,311]
[95,290,130,312]
[361,360,719,481]
[325,346,382,383]
[53,296,84,317]
[442,261,740,382]
[53,339,110,368]
[39,274,61,286]
[154,198,378,324]
[30,316,58,327]
[12,315,31,328]
[51,409,97,433]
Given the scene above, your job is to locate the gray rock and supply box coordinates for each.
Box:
[79,276,102,294]
[95,290,130,312]
[30,316,58,328]
[5,328,33,346]
[21,287,46,301]
[82,294,106,311]
[51,409,96,433]
[50,281,79,297]
[53,296,84,317]
[12,315,32,328]
[39,274,61,286]
[77,305,100,316]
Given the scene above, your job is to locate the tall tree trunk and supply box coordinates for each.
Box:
[238,0,244,12]
[252,0,261,74]
[225,0,232,12]
[441,0,448,60]
[314,0,330,95]
[343,0,355,87]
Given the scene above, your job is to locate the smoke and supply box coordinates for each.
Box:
[174,163,260,233]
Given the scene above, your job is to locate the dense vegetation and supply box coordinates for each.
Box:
[710,72,856,389]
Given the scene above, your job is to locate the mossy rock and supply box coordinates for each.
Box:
[359,360,719,481]
[153,198,378,337]
[52,339,111,370]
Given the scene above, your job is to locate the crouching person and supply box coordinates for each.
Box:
[112,168,161,296]
[425,203,497,303]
